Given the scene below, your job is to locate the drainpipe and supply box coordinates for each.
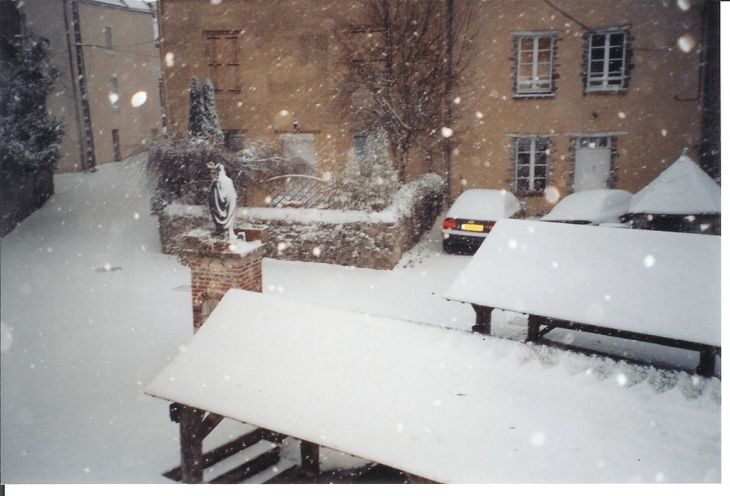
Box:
[62,0,87,172]
[699,0,720,182]
[71,0,96,171]
[445,0,454,204]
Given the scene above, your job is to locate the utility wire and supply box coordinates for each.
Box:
[541,0,592,31]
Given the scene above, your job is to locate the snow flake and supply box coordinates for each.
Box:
[475,111,484,119]
[661,129,668,137]
[396,423,404,433]
[131,91,147,107]
[643,255,655,268]
[618,111,626,119]
[677,0,691,12]
[530,432,546,447]
[616,373,628,386]
[677,34,697,53]
[1,322,13,353]
[441,127,453,138]
[544,186,560,204]
[133,212,140,220]
[312,247,322,257]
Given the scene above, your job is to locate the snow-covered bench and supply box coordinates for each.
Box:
[146,289,719,483]
[444,219,721,376]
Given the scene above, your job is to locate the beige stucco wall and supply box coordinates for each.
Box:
[19,0,163,173]
[20,0,86,173]
[158,0,705,214]
[77,1,163,167]
[451,0,704,215]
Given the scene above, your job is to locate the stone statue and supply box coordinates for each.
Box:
[207,162,237,240]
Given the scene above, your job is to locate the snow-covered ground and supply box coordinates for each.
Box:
[0,156,722,487]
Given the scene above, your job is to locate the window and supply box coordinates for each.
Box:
[348,25,386,65]
[586,29,629,92]
[513,136,550,194]
[104,26,113,54]
[354,133,368,158]
[109,74,120,111]
[204,30,241,93]
[515,33,555,96]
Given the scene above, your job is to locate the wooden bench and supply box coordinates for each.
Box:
[445,219,721,376]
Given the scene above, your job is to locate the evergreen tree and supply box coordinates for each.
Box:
[187,75,205,136]
[201,78,223,137]
[0,38,64,175]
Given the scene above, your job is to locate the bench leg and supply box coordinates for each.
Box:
[696,348,717,377]
[300,440,320,479]
[526,314,541,342]
[179,405,206,483]
[472,305,493,335]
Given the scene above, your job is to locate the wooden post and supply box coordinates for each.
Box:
[696,347,717,377]
[526,314,541,342]
[179,405,206,483]
[300,440,320,479]
[471,305,493,335]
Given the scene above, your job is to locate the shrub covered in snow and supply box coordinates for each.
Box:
[0,37,64,175]
[147,135,312,214]
[334,131,400,212]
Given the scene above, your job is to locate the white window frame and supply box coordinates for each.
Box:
[515,32,556,96]
[586,28,628,92]
[512,135,550,194]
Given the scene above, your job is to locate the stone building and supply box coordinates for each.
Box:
[17,0,164,173]
[156,0,713,215]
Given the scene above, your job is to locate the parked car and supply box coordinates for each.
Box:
[540,189,632,226]
[442,189,524,254]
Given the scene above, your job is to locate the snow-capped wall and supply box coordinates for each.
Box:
[159,174,444,269]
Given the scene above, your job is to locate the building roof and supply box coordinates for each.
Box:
[82,0,154,13]
[444,219,720,347]
[628,151,721,215]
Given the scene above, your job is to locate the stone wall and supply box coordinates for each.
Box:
[160,174,444,270]
[0,169,54,237]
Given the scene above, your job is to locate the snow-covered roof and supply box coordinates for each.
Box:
[145,289,718,483]
[444,219,719,347]
[446,189,521,220]
[540,189,631,224]
[83,0,154,13]
[628,151,720,215]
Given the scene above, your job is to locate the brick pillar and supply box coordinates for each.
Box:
[176,228,267,332]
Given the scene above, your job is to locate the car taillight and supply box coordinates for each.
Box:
[443,218,457,230]
[486,222,495,232]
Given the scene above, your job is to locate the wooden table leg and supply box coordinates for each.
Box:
[300,440,320,479]
[179,405,206,483]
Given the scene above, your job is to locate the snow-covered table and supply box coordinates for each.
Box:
[444,219,721,374]
[146,289,720,483]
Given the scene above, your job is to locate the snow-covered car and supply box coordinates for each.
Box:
[540,189,632,226]
[442,189,523,254]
